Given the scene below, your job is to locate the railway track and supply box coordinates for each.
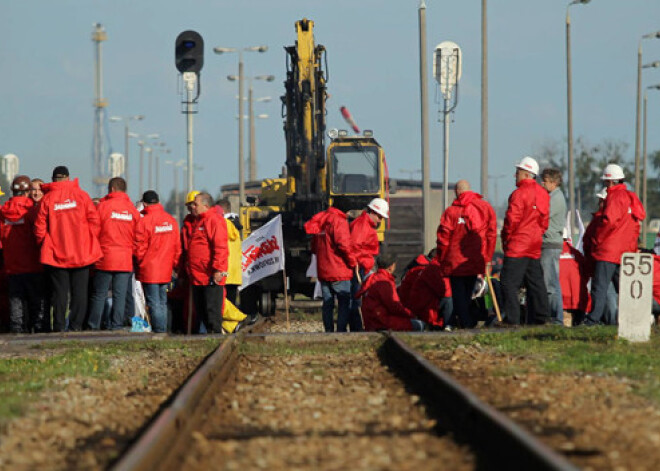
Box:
[111,329,577,471]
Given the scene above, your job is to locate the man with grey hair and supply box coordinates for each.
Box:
[187,191,229,333]
[540,168,567,325]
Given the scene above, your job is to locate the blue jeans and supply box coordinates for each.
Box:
[586,261,619,325]
[541,248,564,324]
[87,271,131,330]
[321,280,351,332]
[143,283,168,333]
[349,269,368,332]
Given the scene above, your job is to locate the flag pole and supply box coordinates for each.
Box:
[282,267,290,331]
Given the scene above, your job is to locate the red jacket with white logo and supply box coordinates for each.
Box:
[559,241,591,312]
[0,196,42,274]
[591,184,646,264]
[357,269,413,331]
[305,207,357,281]
[34,179,103,268]
[187,209,228,286]
[436,191,497,276]
[134,203,181,284]
[350,211,380,273]
[95,192,140,272]
[501,179,550,259]
[405,260,451,327]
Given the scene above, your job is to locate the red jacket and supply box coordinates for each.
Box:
[436,191,497,276]
[582,211,603,278]
[95,192,140,272]
[34,179,102,268]
[501,179,549,259]
[397,254,429,306]
[357,269,413,331]
[0,196,42,274]
[350,211,379,272]
[405,260,451,327]
[653,256,660,306]
[559,241,591,312]
[134,203,181,284]
[187,209,228,286]
[305,207,357,281]
[591,184,646,264]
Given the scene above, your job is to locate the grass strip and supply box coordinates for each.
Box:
[0,339,218,424]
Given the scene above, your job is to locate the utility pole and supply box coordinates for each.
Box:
[481,0,489,199]
[418,0,432,252]
[91,23,109,196]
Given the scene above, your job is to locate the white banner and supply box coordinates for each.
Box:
[239,215,285,290]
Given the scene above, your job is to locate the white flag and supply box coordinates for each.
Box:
[240,215,285,290]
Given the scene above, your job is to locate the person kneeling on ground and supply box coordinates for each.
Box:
[356,252,425,332]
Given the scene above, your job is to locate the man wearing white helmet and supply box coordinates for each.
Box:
[499,156,551,325]
[584,164,645,325]
[348,198,388,331]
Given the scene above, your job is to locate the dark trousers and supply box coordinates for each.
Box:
[500,257,549,325]
[48,265,90,332]
[192,284,224,333]
[8,273,47,333]
[225,284,238,306]
[450,275,478,328]
[586,261,620,325]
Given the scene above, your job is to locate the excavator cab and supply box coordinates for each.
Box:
[327,130,388,241]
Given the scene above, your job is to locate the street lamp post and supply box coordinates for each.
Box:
[635,31,660,197]
[418,0,432,252]
[109,115,144,190]
[566,0,591,233]
[214,45,268,206]
[643,83,660,247]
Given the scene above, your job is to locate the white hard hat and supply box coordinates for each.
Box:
[596,188,608,200]
[515,156,539,176]
[601,164,624,181]
[368,198,389,218]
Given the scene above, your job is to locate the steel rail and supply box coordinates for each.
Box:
[382,334,579,471]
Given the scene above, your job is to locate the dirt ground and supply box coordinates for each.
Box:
[0,341,211,471]
[424,343,660,471]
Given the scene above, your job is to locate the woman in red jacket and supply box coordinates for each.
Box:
[357,253,424,331]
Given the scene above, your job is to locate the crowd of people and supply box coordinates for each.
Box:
[1,156,657,334]
[0,165,250,334]
[307,156,655,332]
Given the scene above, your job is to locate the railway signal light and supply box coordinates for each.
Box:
[175,30,204,74]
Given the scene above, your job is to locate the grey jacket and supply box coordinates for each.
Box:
[543,188,567,249]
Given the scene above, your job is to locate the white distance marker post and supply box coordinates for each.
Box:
[618,252,654,342]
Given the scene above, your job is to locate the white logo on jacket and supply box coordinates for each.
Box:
[154,223,173,233]
[111,211,133,221]
[3,218,24,226]
[54,199,77,211]
[457,217,465,224]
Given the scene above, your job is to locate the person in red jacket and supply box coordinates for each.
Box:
[585,164,646,325]
[0,175,47,333]
[405,258,452,329]
[87,177,140,330]
[357,252,424,332]
[436,180,497,328]
[305,205,357,332]
[134,191,181,332]
[34,166,102,332]
[349,198,388,332]
[187,192,228,334]
[398,250,435,307]
[499,157,551,325]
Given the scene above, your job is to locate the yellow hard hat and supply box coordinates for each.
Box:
[185,190,200,204]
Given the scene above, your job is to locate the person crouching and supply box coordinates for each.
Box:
[356,252,425,332]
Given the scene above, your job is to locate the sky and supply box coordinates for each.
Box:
[2,0,660,209]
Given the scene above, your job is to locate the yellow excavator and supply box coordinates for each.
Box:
[240,18,388,315]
